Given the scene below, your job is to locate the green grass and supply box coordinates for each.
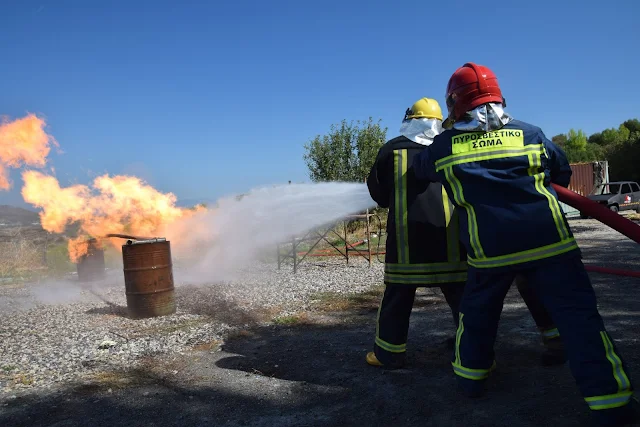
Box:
[310,285,385,313]
[272,315,303,325]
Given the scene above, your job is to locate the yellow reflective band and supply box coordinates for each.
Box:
[394,149,410,263]
[442,188,461,262]
[375,337,407,353]
[444,166,485,259]
[467,238,579,269]
[585,391,633,410]
[375,285,385,344]
[385,261,468,274]
[451,360,497,381]
[455,312,464,366]
[542,328,560,339]
[384,272,468,285]
[529,152,570,241]
[436,145,541,171]
[600,331,631,392]
[451,129,525,155]
[442,186,452,226]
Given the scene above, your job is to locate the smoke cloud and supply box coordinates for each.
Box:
[170,182,377,284]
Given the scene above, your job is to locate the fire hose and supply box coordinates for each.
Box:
[551,183,640,278]
[552,184,640,245]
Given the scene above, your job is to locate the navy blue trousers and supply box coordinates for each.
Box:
[374,282,466,367]
[453,253,634,418]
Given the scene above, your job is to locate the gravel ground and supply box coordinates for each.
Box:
[1,217,639,426]
[0,256,384,395]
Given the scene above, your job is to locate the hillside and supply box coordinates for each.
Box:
[0,205,40,226]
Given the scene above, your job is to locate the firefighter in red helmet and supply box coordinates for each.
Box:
[413,62,638,426]
[365,97,565,370]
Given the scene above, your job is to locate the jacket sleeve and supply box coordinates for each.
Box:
[412,145,440,184]
[366,147,390,208]
[540,131,572,188]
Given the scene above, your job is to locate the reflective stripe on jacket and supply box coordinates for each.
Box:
[412,120,579,271]
[367,135,467,286]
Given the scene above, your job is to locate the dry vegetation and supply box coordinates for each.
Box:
[0,225,119,282]
[0,227,51,279]
[309,284,385,313]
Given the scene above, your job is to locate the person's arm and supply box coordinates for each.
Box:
[540,130,572,188]
[412,145,440,184]
[366,147,390,208]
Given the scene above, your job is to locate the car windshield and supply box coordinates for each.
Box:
[592,183,621,195]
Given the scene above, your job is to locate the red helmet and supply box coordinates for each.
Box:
[445,62,504,122]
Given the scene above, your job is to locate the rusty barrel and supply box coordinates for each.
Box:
[122,238,176,319]
[77,238,106,282]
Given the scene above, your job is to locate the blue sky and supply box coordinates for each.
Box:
[1,0,638,209]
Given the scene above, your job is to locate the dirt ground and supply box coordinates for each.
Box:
[2,218,640,427]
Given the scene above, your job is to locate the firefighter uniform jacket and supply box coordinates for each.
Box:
[412,120,579,271]
[367,135,467,287]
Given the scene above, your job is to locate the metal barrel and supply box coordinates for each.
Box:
[77,238,106,282]
[121,238,176,319]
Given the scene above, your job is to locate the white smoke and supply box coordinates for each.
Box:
[172,182,377,284]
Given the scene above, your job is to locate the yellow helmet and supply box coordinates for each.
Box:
[404,97,443,121]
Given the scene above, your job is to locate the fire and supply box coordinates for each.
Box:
[4,111,211,264]
[0,114,57,190]
[22,170,208,262]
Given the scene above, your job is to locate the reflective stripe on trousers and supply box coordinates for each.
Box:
[584,331,633,410]
[452,312,496,380]
[384,271,467,285]
[541,327,560,340]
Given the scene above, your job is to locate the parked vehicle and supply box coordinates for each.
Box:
[580,181,640,218]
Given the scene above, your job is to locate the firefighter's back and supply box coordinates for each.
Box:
[372,135,467,285]
[429,119,579,270]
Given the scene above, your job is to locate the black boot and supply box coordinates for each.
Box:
[592,396,639,427]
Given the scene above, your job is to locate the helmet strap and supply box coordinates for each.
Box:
[403,107,412,121]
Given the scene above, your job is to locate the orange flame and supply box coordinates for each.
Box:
[22,170,208,262]
[0,114,57,190]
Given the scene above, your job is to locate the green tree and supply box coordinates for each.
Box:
[551,134,567,147]
[303,117,387,182]
[623,119,640,133]
[588,132,605,146]
[565,129,588,151]
[584,143,605,162]
[601,124,630,146]
[562,129,588,162]
[549,117,640,177]
[607,122,640,181]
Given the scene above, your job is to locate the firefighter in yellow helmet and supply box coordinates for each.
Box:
[366,97,566,369]
[366,97,467,368]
